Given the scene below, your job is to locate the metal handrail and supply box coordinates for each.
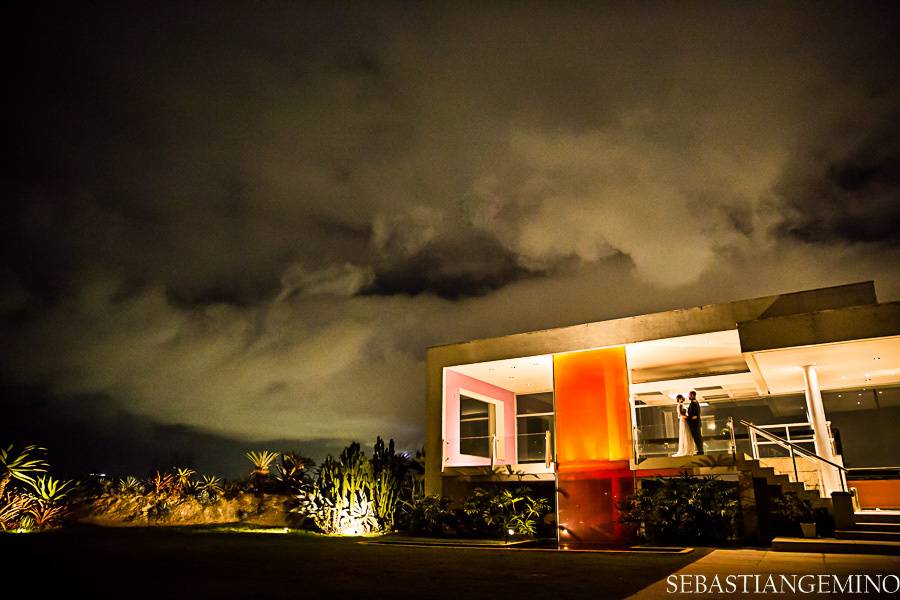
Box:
[741,419,847,493]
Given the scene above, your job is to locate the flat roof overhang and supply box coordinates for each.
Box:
[738,301,900,353]
[426,281,878,367]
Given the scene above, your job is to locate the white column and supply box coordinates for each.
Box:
[801,365,842,495]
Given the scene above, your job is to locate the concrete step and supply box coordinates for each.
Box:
[773,536,900,555]
[853,521,900,532]
[854,511,900,524]
[836,529,900,542]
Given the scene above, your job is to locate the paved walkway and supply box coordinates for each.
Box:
[629,549,900,598]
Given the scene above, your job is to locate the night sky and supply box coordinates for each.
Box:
[3,3,900,478]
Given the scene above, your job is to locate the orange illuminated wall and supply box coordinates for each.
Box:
[554,346,631,468]
[554,346,633,545]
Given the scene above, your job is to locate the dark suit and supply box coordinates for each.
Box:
[687,399,704,454]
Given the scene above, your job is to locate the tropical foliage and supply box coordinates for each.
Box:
[0,445,71,531]
[395,487,551,538]
[618,472,740,544]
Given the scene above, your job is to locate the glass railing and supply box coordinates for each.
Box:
[633,416,736,461]
[452,431,553,467]
[517,431,553,463]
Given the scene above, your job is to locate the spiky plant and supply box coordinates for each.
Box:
[0,491,34,531]
[275,452,314,492]
[194,475,224,504]
[29,501,69,529]
[28,475,72,504]
[117,476,145,495]
[149,471,175,496]
[197,475,223,493]
[0,445,49,497]
[173,468,195,494]
[245,450,278,474]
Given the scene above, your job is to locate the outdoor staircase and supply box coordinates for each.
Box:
[734,455,830,510]
[774,511,900,555]
[738,455,900,554]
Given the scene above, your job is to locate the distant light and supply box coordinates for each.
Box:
[508,528,515,536]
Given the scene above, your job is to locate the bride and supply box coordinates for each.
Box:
[672,394,697,457]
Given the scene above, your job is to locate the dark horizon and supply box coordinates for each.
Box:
[3,2,900,478]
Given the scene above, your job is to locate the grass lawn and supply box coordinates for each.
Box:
[1,526,708,599]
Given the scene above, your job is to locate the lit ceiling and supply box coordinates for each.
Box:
[445,334,900,404]
[448,354,553,394]
[752,336,900,395]
[626,330,748,383]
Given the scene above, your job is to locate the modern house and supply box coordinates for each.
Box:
[424,281,900,546]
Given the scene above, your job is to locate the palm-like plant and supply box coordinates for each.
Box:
[246,450,278,474]
[0,445,49,497]
[173,468,195,493]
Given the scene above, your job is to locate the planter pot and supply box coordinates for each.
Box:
[800,522,816,538]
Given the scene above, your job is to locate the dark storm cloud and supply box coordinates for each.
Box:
[3,2,900,474]
[776,111,900,246]
[365,231,540,298]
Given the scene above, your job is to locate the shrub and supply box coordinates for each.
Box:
[461,486,549,537]
[396,487,551,539]
[769,492,814,537]
[396,496,456,536]
[618,472,740,545]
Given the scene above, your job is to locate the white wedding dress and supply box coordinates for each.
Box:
[672,403,697,457]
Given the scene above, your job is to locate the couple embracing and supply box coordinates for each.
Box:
[672,391,704,457]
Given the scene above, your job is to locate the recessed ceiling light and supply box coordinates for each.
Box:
[875,356,881,361]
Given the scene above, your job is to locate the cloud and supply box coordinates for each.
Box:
[3,3,900,472]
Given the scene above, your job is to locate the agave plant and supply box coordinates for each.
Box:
[28,475,73,503]
[194,475,223,501]
[275,452,314,492]
[117,476,145,495]
[0,445,49,497]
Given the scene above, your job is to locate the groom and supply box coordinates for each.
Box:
[687,391,704,455]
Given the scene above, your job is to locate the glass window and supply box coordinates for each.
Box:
[460,395,495,457]
[516,392,554,463]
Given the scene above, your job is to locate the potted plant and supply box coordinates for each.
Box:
[772,492,816,538]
